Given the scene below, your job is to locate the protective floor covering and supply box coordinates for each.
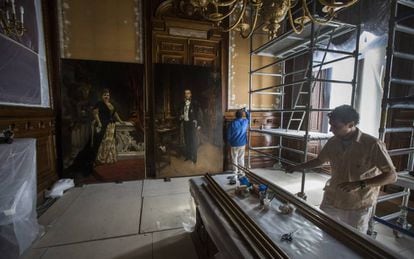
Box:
[140,192,192,233]
[142,177,193,197]
[34,181,143,247]
[39,234,152,259]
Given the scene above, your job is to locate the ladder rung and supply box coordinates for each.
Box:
[394,51,414,61]
[377,191,411,203]
[388,147,414,156]
[387,96,414,109]
[395,24,414,35]
[250,146,280,150]
[382,127,414,133]
[314,48,355,56]
[290,119,302,121]
[254,92,284,95]
[391,78,414,86]
[388,103,414,109]
[295,105,306,108]
[398,0,414,8]
[251,72,283,77]
[389,103,414,109]
[299,92,309,94]
[314,78,354,85]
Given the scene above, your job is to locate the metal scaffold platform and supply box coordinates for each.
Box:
[247,0,361,199]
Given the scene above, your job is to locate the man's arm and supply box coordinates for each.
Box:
[365,169,397,187]
[338,168,397,192]
[338,141,397,192]
[285,158,324,173]
[244,109,250,121]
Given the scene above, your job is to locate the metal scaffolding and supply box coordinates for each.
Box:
[247,1,361,199]
[368,0,414,238]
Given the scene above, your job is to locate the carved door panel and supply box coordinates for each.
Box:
[154,36,188,64]
[189,40,219,69]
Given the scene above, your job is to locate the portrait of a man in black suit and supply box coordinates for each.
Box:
[179,89,201,164]
[154,64,223,176]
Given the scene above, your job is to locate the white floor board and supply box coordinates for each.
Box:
[41,234,152,259]
[142,177,193,197]
[34,182,142,247]
[140,193,192,233]
[38,188,83,226]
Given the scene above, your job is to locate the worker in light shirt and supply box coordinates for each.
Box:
[286,105,397,233]
[227,107,250,175]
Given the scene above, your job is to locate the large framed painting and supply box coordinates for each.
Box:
[61,59,145,181]
[154,64,223,177]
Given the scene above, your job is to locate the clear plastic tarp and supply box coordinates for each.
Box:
[312,0,390,137]
[0,0,50,107]
[0,139,40,258]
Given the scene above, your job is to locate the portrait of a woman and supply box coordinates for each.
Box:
[92,88,124,164]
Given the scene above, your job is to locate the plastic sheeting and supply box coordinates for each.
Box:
[0,34,42,105]
[311,0,390,137]
[45,179,75,198]
[190,174,396,259]
[182,196,197,232]
[337,0,390,37]
[0,139,40,258]
[0,0,50,108]
[190,177,252,259]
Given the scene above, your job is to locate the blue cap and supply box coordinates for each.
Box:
[258,184,268,192]
[238,176,251,186]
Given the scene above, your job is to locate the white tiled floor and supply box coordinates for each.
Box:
[21,172,414,259]
[34,182,142,248]
[40,234,153,259]
[22,178,198,259]
[140,192,192,233]
[142,177,192,197]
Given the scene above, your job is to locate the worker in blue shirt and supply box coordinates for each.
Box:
[227,107,250,174]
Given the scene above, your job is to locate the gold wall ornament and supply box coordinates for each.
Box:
[0,0,25,37]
